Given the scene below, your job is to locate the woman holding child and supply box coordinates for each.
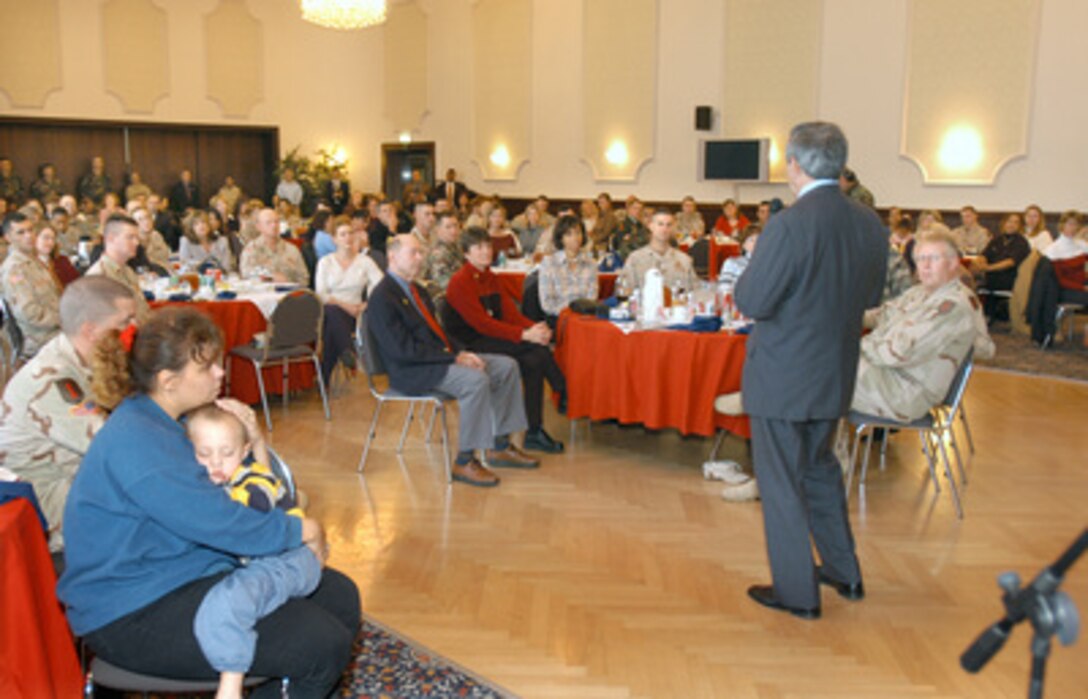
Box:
[58,307,360,697]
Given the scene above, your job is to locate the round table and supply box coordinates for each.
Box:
[152,299,316,405]
[554,312,750,438]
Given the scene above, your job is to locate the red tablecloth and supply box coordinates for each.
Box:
[707,241,742,279]
[555,313,750,438]
[496,271,617,303]
[0,499,83,698]
[152,300,315,405]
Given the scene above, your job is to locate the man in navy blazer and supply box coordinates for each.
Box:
[735,122,888,619]
[366,234,539,486]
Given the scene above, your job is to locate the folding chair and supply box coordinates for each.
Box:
[229,290,331,432]
[1042,302,1084,349]
[355,311,453,482]
[844,349,976,519]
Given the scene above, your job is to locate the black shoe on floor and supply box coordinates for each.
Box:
[816,568,865,601]
[746,585,821,620]
[524,428,565,453]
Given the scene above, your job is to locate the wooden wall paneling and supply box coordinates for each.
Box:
[0,121,126,202]
[195,130,276,206]
[126,127,200,200]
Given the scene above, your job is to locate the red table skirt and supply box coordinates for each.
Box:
[555,312,750,438]
[496,271,617,303]
[0,499,83,698]
[707,241,742,279]
[152,300,315,405]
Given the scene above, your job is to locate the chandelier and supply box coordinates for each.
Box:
[300,0,387,31]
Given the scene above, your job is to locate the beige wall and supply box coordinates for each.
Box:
[3,0,1087,211]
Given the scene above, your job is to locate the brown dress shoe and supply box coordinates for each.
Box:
[451,458,500,487]
[485,446,541,469]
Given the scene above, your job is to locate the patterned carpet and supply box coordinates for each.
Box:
[340,618,513,699]
[978,323,1088,382]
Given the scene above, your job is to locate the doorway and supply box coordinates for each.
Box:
[381,142,435,204]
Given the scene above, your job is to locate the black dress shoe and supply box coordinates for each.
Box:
[523,428,565,453]
[746,585,821,620]
[816,568,865,601]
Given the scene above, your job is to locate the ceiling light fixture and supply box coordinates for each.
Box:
[300,0,387,31]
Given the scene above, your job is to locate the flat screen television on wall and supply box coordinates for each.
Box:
[700,139,769,182]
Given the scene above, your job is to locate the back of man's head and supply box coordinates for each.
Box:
[786,121,848,180]
[102,212,137,240]
[60,276,134,336]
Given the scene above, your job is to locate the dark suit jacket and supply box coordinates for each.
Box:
[735,184,887,421]
[431,179,468,205]
[325,180,350,214]
[366,274,460,395]
[169,182,200,213]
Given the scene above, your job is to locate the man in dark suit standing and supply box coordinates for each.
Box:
[325,168,350,214]
[366,234,540,487]
[168,169,200,215]
[432,168,468,207]
[735,122,887,620]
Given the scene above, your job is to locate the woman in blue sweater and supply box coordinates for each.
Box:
[58,307,360,697]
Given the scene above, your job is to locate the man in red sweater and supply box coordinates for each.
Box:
[443,226,566,453]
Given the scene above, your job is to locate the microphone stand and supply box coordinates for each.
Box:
[961,528,1086,699]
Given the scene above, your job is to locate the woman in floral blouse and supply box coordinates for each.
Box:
[538,215,599,317]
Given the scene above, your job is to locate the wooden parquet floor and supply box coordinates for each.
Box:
[269,368,1088,698]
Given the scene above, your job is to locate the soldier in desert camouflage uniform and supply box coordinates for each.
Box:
[421,211,464,303]
[853,231,995,421]
[85,213,152,321]
[76,156,112,206]
[0,212,62,357]
[239,208,309,285]
[0,276,136,552]
[0,157,24,204]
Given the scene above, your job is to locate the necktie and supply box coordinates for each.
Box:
[410,284,452,352]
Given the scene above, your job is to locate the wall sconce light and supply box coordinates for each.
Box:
[329,146,349,167]
[768,139,781,167]
[938,126,984,173]
[490,144,511,169]
[605,139,629,166]
[398,131,412,144]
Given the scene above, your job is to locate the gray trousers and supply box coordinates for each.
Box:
[193,546,322,672]
[750,417,860,609]
[434,353,528,452]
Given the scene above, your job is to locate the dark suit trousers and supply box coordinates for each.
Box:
[468,337,565,431]
[750,417,860,609]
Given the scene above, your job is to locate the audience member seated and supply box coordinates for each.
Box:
[443,226,566,454]
[30,162,64,206]
[1043,210,1088,305]
[314,216,383,384]
[464,195,494,230]
[351,209,385,270]
[512,203,547,254]
[1,212,62,357]
[0,157,23,204]
[917,209,951,236]
[179,211,233,272]
[216,175,243,214]
[169,169,201,215]
[401,169,431,209]
[57,307,360,694]
[589,193,618,253]
[718,226,759,290]
[755,200,773,228]
[239,209,310,285]
[421,211,464,302]
[839,168,875,208]
[409,201,436,248]
[853,231,995,420]
[76,156,112,206]
[974,212,1031,319]
[309,210,336,260]
[124,171,152,204]
[889,213,914,254]
[712,198,749,239]
[35,224,80,287]
[1024,204,1054,254]
[675,196,706,244]
[148,193,180,251]
[275,167,304,208]
[0,277,135,560]
[86,213,152,321]
[369,200,400,257]
[538,215,599,319]
[486,205,522,260]
[612,196,649,261]
[184,403,322,699]
[619,210,698,293]
[951,205,991,255]
[368,235,539,487]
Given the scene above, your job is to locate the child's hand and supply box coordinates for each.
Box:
[301,517,329,566]
[215,398,263,444]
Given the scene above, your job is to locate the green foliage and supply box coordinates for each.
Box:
[275,146,348,215]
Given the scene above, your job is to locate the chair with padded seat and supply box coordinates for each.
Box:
[86,657,284,697]
[1042,302,1084,349]
[354,310,453,482]
[228,290,330,432]
[843,348,975,519]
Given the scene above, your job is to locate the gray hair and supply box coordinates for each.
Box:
[785,121,848,180]
[60,276,135,335]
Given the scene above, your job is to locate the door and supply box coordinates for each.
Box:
[381,142,435,205]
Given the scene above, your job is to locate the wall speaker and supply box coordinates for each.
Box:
[695,106,712,131]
